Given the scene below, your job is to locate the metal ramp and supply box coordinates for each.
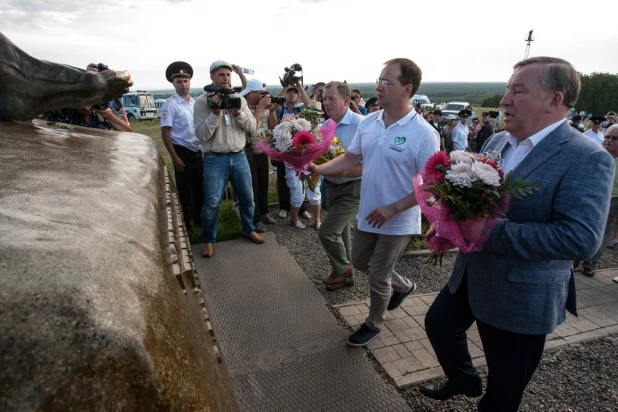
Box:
[193,232,411,412]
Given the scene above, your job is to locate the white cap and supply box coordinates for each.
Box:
[240,79,266,96]
[209,60,232,73]
[447,115,457,120]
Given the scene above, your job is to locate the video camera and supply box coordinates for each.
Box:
[260,91,285,106]
[279,63,303,88]
[204,85,242,110]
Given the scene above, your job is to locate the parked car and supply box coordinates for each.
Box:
[409,94,434,110]
[441,101,470,122]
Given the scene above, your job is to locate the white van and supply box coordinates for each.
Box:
[155,99,166,118]
[121,91,158,121]
[409,94,433,109]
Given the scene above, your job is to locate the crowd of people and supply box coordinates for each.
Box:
[44,55,618,412]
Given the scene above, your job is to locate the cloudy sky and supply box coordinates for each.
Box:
[2,0,616,91]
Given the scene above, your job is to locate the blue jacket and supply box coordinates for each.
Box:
[448,121,614,335]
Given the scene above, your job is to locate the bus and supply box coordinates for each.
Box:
[121,91,158,121]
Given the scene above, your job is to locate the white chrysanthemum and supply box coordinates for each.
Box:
[472,162,501,186]
[449,150,475,164]
[273,124,292,151]
[296,118,312,131]
[445,162,475,187]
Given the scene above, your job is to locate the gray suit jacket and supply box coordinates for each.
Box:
[448,121,614,335]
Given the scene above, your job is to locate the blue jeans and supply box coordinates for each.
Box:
[201,151,255,243]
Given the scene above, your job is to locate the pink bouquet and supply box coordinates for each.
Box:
[256,113,336,189]
[414,150,538,265]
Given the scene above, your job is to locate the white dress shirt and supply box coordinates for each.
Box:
[583,129,604,145]
[502,118,566,174]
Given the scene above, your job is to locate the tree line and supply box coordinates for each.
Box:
[481,72,618,114]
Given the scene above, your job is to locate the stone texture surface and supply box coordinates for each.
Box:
[0,120,238,411]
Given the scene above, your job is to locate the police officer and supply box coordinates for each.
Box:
[476,111,495,151]
[160,61,204,234]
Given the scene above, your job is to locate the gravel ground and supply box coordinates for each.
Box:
[267,205,618,305]
[265,205,618,411]
[402,335,618,411]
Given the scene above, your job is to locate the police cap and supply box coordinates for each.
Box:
[589,116,606,125]
[166,61,193,83]
[458,109,472,118]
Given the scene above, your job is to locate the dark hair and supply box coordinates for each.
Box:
[383,58,422,98]
[513,56,580,108]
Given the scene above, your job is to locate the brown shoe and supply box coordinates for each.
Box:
[582,268,595,277]
[243,231,265,244]
[201,243,215,258]
[324,267,353,285]
[326,275,354,291]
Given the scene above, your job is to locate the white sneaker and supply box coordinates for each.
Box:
[613,276,618,284]
[301,211,312,219]
[278,209,288,219]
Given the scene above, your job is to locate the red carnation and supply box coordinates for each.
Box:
[292,131,316,147]
[424,151,451,182]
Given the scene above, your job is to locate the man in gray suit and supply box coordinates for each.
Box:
[420,57,615,411]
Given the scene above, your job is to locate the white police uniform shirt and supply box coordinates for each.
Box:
[451,123,469,150]
[160,93,201,152]
[347,109,439,235]
[583,129,604,145]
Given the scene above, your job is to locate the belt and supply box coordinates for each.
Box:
[207,150,243,155]
[325,179,361,187]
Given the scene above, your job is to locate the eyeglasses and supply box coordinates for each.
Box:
[604,135,618,141]
[376,78,399,87]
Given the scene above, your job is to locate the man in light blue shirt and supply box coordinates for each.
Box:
[318,81,364,290]
[451,109,471,151]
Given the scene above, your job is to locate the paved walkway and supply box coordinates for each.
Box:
[335,268,618,388]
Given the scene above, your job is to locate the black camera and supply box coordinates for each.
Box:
[204,85,242,110]
[260,92,285,106]
[279,63,303,87]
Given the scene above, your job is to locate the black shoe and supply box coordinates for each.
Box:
[347,323,381,347]
[387,282,417,311]
[419,378,482,401]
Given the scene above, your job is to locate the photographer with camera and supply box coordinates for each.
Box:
[44,63,133,132]
[240,79,281,232]
[194,60,263,258]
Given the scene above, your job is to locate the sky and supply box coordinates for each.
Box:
[2,0,617,91]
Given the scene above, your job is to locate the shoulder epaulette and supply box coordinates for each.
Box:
[166,96,175,102]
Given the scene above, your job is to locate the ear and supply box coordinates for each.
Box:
[546,91,565,113]
[210,73,215,82]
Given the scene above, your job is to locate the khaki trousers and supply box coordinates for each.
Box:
[318,180,361,277]
[352,228,413,330]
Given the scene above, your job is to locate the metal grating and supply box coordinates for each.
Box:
[192,233,410,412]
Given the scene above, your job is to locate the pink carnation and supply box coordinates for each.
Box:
[292,131,316,147]
[424,151,451,182]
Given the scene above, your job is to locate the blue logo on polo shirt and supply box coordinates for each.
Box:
[389,136,407,152]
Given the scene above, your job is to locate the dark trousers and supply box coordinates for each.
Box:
[425,273,546,412]
[247,150,270,223]
[173,144,204,232]
[272,160,291,211]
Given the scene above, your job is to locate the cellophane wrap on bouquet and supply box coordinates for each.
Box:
[256,115,336,170]
[414,150,538,265]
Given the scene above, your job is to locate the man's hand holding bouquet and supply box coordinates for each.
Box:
[414,150,539,265]
[256,109,336,190]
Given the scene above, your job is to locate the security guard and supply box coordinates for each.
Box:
[583,116,606,145]
[160,61,204,233]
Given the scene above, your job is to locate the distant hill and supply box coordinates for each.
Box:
[148,82,506,106]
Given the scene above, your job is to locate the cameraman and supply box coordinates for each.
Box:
[240,79,280,232]
[194,60,263,258]
[276,85,312,120]
[44,63,133,132]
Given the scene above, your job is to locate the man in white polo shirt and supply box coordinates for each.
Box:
[451,109,471,152]
[310,58,439,346]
